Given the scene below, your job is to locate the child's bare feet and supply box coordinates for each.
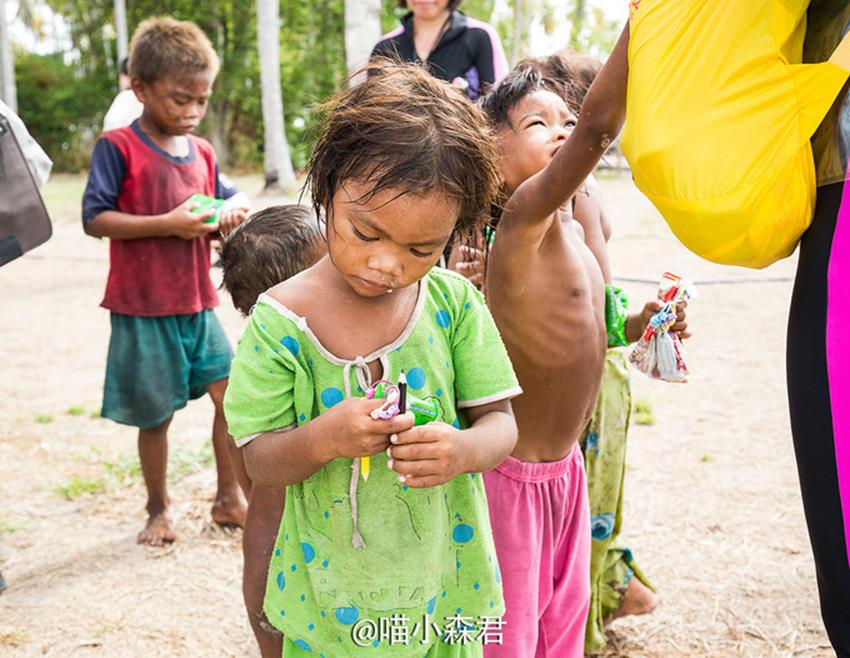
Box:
[211,489,248,528]
[137,510,176,547]
[606,577,657,624]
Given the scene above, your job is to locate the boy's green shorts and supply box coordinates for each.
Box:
[101,310,233,429]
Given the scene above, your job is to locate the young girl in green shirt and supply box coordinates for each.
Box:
[224,62,521,658]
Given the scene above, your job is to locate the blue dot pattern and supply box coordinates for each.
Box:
[276,571,286,591]
[452,523,474,543]
[591,513,616,540]
[301,542,316,564]
[280,335,300,356]
[406,367,426,390]
[335,606,359,625]
[294,639,312,652]
[436,310,451,328]
[320,387,344,408]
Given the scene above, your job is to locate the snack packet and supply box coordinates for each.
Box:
[185,193,224,224]
[185,192,252,224]
[629,272,696,382]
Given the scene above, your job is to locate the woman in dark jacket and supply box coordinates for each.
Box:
[371,0,507,99]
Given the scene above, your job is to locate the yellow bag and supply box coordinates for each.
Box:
[622,1,850,268]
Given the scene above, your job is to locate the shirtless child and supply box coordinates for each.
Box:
[479,27,630,657]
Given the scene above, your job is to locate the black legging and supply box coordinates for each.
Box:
[787,181,850,656]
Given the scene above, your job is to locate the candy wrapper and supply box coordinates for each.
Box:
[605,284,630,348]
[629,272,696,382]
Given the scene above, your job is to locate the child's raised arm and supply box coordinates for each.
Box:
[503,24,629,232]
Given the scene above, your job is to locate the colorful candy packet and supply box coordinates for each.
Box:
[629,272,696,383]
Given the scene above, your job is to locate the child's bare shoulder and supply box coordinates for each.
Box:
[265,266,319,317]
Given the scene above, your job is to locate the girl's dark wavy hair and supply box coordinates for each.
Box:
[306,60,500,240]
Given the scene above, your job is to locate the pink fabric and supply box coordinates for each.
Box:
[826,171,850,566]
[379,25,404,41]
[483,446,590,658]
[466,17,509,82]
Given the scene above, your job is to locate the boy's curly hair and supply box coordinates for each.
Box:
[307,60,500,237]
[219,205,324,316]
[129,17,219,85]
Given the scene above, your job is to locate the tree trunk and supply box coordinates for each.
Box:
[569,0,586,49]
[0,0,17,112]
[344,0,382,85]
[510,0,526,65]
[206,98,231,168]
[114,0,128,63]
[256,0,297,192]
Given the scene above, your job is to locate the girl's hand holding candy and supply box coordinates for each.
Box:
[386,422,470,488]
[316,397,414,462]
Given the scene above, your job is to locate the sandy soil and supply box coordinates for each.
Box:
[0,175,833,657]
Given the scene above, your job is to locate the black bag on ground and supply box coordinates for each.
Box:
[0,112,52,267]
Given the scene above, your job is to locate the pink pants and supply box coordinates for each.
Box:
[483,445,590,658]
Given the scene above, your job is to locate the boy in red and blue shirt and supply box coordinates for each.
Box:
[82,17,248,547]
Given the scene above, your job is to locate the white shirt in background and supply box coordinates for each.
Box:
[102,89,144,132]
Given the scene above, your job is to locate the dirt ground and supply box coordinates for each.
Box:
[0,174,834,657]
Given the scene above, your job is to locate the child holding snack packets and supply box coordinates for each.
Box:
[474,30,693,651]
[223,63,521,658]
[82,17,249,547]
[526,52,693,650]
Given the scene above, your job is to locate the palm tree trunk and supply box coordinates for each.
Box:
[114,0,128,62]
[256,0,297,192]
[344,0,382,85]
[0,0,16,112]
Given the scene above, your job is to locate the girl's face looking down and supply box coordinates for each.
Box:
[327,181,457,298]
[497,89,577,194]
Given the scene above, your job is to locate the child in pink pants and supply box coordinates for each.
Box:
[484,447,591,657]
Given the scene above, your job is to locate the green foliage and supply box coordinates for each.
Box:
[15,51,113,171]
[573,7,621,58]
[35,413,54,424]
[38,0,349,172]
[170,441,214,479]
[66,405,86,416]
[55,475,106,499]
[0,513,23,535]
[632,397,655,426]
[278,0,348,169]
[101,452,142,486]
[56,442,215,500]
[20,0,611,173]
